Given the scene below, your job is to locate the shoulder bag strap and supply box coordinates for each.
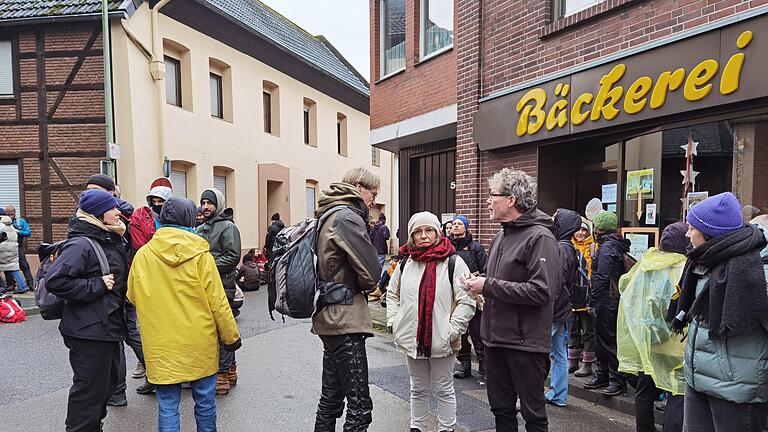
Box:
[83,237,110,276]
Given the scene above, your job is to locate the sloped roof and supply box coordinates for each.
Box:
[0,0,137,21]
[203,0,369,96]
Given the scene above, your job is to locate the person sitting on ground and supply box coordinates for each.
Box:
[237,253,263,292]
[617,222,689,432]
[387,211,475,432]
[368,255,400,303]
[128,197,241,432]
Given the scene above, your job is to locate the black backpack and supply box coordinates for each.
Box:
[571,249,591,309]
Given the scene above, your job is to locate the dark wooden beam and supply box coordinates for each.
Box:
[19,49,102,59]
[49,157,80,202]
[47,24,101,120]
[12,33,21,120]
[36,29,52,242]
[25,216,73,225]
[0,117,106,126]
[21,83,104,92]
[24,184,88,192]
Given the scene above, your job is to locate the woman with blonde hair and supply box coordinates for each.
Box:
[387,211,476,432]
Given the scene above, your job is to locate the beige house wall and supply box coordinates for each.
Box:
[111,4,393,249]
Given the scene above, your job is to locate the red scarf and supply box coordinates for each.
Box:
[399,237,456,357]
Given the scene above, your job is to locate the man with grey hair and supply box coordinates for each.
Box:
[463,168,560,432]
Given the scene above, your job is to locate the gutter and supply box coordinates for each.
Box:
[0,11,128,27]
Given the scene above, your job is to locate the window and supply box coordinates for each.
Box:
[380,0,406,77]
[303,98,317,147]
[372,146,381,167]
[169,170,188,198]
[165,56,182,107]
[0,40,13,96]
[552,0,605,19]
[420,0,453,59]
[306,183,318,219]
[210,72,223,119]
[214,174,227,207]
[263,81,280,136]
[337,113,348,156]
[0,161,20,212]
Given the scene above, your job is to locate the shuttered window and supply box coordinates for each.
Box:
[0,162,20,212]
[306,186,316,219]
[169,170,187,198]
[214,174,227,208]
[0,41,13,96]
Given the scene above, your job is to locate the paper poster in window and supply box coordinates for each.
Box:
[601,183,617,204]
[687,191,709,211]
[626,233,650,260]
[645,204,657,225]
[626,168,654,200]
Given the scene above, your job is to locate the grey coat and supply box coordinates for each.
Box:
[0,216,19,271]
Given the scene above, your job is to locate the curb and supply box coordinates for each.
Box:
[5,294,41,316]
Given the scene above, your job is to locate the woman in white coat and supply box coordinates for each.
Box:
[386,211,476,432]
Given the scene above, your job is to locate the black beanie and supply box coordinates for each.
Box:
[200,190,218,208]
[271,212,280,221]
[87,174,115,192]
[659,222,690,255]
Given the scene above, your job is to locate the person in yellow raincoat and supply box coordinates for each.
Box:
[617,222,689,432]
[128,197,241,432]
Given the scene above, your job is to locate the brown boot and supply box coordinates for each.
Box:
[367,287,382,302]
[216,372,230,395]
[227,362,238,386]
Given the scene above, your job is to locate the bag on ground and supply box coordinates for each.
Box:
[0,294,26,323]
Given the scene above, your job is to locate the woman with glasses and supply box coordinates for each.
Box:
[387,211,476,432]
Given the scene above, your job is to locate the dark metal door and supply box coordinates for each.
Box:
[409,150,456,217]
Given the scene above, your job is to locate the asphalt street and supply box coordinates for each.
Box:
[1,289,636,431]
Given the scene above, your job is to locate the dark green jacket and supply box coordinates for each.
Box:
[197,188,242,300]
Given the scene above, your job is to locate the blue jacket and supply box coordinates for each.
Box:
[684,223,768,404]
[12,217,30,238]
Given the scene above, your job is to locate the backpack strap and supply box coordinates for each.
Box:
[82,237,110,276]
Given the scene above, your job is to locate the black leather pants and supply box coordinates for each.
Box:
[314,333,373,432]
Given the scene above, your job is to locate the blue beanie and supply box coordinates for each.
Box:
[453,215,470,232]
[687,192,743,238]
[79,189,117,218]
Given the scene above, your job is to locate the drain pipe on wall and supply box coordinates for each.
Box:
[150,0,172,176]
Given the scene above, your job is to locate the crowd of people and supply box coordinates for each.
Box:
[2,164,767,432]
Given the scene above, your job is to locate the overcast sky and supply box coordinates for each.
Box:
[260,0,371,82]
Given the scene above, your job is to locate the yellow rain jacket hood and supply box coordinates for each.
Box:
[616,247,687,395]
[128,227,240,384]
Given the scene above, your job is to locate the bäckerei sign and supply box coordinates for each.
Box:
[473,13,768,150]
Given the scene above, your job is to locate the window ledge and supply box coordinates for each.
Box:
[375,67,406,84]
[417,45,453,65]
[541,0,647,39]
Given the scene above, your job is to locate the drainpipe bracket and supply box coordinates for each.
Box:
[149,60,165,80]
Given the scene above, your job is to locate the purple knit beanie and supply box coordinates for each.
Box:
[687,192,743,238]
[659,222,689,254]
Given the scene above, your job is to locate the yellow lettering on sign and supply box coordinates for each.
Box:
[720,31,753,95]
[649,68,685,109]
[546,84,570,131]
[571,92,594,125]
[624,76,653,114]
[591,64,627,121]
[684,59,719,101]
[516,88,547,136]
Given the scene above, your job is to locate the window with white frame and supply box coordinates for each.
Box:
[553,0,606,19]
[380,0,406,77]
[0,161,20,212]
[169,170,188,198]
[372,147,381,167]
[306,184,317,219]
[210,72,223,119]
[165,55,182,107]
[420,0,453,59]
[214,174,227,207]
[0,40,13,96]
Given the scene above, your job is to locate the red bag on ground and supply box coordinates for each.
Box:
[0,295,26,323]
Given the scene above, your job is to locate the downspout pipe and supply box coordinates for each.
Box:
[150,0,172,176]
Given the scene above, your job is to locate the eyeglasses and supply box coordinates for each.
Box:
[412,228,437,237]
[358,185,378,200]
[488,192,510,198]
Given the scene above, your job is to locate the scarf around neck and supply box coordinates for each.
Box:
[76,209,126,237]
[673,224,767,337]
[399,236,456,358]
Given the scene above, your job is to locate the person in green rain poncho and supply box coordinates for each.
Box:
[617,222,689,432]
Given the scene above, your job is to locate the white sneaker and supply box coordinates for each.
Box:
[132,362,146,379]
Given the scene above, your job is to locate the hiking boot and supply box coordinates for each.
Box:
[583,376,609,389]
[452,360,471,379]
[132,362,146,379]
[568,358,580,374]
[367,287,382,302]
[227,362,238,385]
[106,391,127,407]
[216,372,230,395]
[602,383,625,397]
[136,381,156,394]
[574,361,594,377]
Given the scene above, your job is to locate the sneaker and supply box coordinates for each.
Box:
[227,362,238,385]
[545,398,567,408]
[583,376,609,389]
[136,381,156,394]
[106,391,127,407]
[452,360,472,379]
[602,383,624,397]
[132,362,146,379]
[216,372,230,395]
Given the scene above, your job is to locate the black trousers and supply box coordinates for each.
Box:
[17,239,33,286]
[485,347,550,432]
[594,301,626,386]
[684,385,768,432]
[315,333,373,432]
[115,302,145,392]
[63,337,121,432]
[568,311,596,355]
[457,310,484,363]
[635,373,684,432]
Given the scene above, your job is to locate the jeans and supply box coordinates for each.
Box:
[683,385,767,432]
[406,354,457,431]
[315,333,373,432]
[218,348,235,373]
[546,323,569,406]
[486,347,549,432]
[377,254,386,269]
[156,374,217,432]
[457,310,484,364]
[4,270,28,293]
[18,239,34,286]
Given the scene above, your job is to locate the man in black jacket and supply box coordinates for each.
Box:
[264,212,284,261]
[584,211,633,397]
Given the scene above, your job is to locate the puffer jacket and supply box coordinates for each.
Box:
[481,208,560,354]
[590,232,631,303]
[311,182,381,336]
[0,216,20,271]
[46,213,128,342]
[386,255,475,359]
[551,209,581,325]
[197,188,242,301]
